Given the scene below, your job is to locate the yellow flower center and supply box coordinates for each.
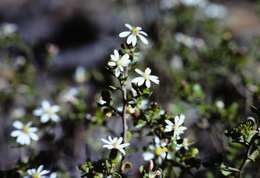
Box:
[154,147,167,156]
[32,173,40,178]
[143,72,149,80]
[117,59,123,66]
[23,126,30,134]
[112,142,118,148]
[131,27,138,35]
[46,108,54,115]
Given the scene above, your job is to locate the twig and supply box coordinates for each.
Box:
[237,137,255,178]
[119,70,129,174]
[121,86,128,142]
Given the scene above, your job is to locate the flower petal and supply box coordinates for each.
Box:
[154,137,160,145]
[40,170,50,175]
[118,148,126,155]
[37,165,44,173]
[149,75,159,84]
[125,24,132,30]
[145,68,151,75]
[52,105,60,112]
[120,54,130,66]
[165,120,173,126]
[51,114,60,122]
[108,61,116,67]
[117,137,123,144]
[29,133,39,141]
[13,121,23,129]
[138,34,148,44]
[40,114,50,123]
[143,152,154,161]
[101,138,111,144]
[33,109,43,116]
[42,100,50,109]
[119,31,131,38]
[131,35,137,46]
[132,77,145,86]
[134,68,144,75]
[11,130,22,137]
[145,80,151,88]
[29,127,38,133]
[115,67,121,77]
[139,31,148,36]
[136,26,142,30]
[127,34,134,45]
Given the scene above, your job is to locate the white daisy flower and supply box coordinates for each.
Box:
[107,49,130,77]
[24,165,50,178]
[132,68,159,88]
[143,137,168,162]
[164,114,187,139]
[119,24,148,46]
[11,121,38,145]
[101,136,130,155]
[33,100,60,123]
[60,87,79,103]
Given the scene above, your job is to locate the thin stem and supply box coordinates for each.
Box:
[119,70,129,174]
[122,86,128,142]
[237,137,256,178]
[119,67,129,144]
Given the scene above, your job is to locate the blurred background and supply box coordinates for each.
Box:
[0,0,260,177]
[0,0,259,69]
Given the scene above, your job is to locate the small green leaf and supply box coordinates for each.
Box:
[220,163,239,176]
[249,149,260,162]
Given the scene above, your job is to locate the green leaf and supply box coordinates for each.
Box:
[220,163,239,176]
[139,166,144,173]
[225,118,256,144]
[249,149,260,162]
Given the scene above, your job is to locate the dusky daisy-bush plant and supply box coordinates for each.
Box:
[80,24,200,177]
[79,23,260,177]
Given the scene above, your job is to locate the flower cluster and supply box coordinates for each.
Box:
[101,24,155,157]
[11,101,61,145]
[93,23,202,178]
[2,7,260,178]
